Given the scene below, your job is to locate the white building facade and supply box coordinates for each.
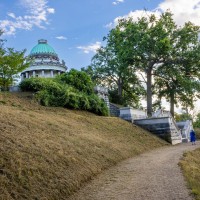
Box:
[21,39,67,80]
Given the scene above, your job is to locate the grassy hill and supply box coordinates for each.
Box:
[179,148,200,200]
[0,92,168,200]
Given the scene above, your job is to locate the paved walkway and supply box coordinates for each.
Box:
[68,141,200,200]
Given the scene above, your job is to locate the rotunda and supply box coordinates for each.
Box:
[21,39,67,80]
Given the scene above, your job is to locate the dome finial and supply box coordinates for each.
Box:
[38,39,47,44]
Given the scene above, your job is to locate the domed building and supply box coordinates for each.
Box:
[21,39,67,80]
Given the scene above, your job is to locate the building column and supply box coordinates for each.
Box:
[42,70,45,77]
[33,71,36,77]
[58,71,61,75]
[51,70,54,77]
[25,72,28,78]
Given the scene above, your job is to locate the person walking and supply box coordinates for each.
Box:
[190,129,196,145]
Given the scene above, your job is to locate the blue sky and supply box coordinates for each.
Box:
[0,0,200,70]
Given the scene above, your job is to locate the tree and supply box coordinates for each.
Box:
[107,11,200,116]
[0,48,30,91]
[194,113,200,128]
[154,22,200,117]
[174,112,192,122]
[84,41,144,107]
[0,30,4,47]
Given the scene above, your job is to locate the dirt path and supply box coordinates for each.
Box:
[68,141,200,200]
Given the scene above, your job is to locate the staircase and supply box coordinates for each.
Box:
[134,116,182,145]
[176,120,193,143]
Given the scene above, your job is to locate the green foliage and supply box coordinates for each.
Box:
[86,41,144,107]
[19,78,55,92]
[152,18,200,117]
[20,78,70,107]
[78,93,91,110]
[19,77,108,116]
[57,69,94,95]
[0,45,30,91]
[194,113,200,128]
[108,88,142,107]
[66,92,80,109]
[88,94,109,116]
[36,90,50,106]
[175,113,192,122]
[101,11,200,116]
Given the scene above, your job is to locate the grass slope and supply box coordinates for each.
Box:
[179,148,200,200]
[0,92,168,200]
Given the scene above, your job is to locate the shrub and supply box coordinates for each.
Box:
[19,78,55,92]
[65,92,80,109]
[19,77,108,116]
[57,69,94,95]
[36,90,50,106]
[88,94,109,116]
[78,93,91,110]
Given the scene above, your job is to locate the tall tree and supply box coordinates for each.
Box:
[0,48,30,91]
[154,22,200,116]
[84,41,144,107]
[107,11,200,116]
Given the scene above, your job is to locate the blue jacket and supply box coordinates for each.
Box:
[190,130,196,142]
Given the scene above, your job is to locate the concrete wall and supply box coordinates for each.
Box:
[109,103,120,117]
[9,86,20,92]
[134,117,182,145]
[119,107,147,122]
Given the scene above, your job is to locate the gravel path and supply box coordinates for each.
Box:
[68,141,200,200]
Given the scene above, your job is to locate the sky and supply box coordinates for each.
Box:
[1,0,200,71]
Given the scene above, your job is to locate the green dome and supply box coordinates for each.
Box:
[30,39,57,55]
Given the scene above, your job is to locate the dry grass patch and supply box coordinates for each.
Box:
[0,92,168,200]
[194,128,200,140]
[179,148,200,200]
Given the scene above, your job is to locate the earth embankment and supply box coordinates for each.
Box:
[0,92,167,199]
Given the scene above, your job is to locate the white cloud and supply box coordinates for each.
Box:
[0,0,55,36]
[77,42,101,54]
[56,36,67,40]
[107,0,200,28]
[112,0,124,6]
[7,13,16,19]
[47,8,55,14]
[106,10,161,29]
[157,0,200,26]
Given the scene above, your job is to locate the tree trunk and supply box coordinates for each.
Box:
[170,92,175,117]
[146,68,152,117]
[118,77,123,103]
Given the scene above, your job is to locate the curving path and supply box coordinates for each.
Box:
[68,141,200,200]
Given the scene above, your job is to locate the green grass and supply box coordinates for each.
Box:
[0,92,168,200]
[179,148,200,200]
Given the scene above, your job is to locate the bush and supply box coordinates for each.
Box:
[88,94,109,116]
[36,87,67,107]
[78,93,91,110]
[65,92,80,109]
[36,90,50,106]
[19,78,55,92]
[21,78,69,107]
[19,77,108,116]
[57,69,94,95]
